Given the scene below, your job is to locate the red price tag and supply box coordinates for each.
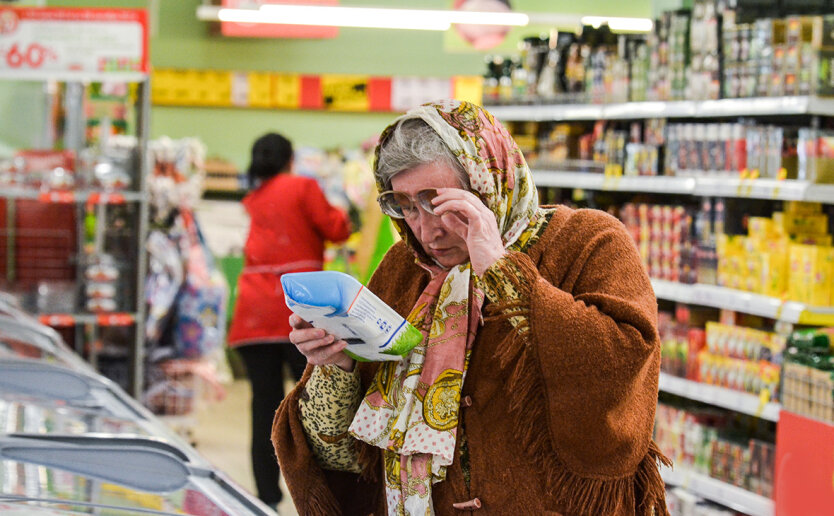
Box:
[39,314,75,327]
[88,192,126,205]
[96,313,134,326]
[38,190,75,203]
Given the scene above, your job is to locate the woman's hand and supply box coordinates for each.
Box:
[288,314,355,372]
[432,188,505,275]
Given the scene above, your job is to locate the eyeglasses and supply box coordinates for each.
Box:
[377,188,439,219]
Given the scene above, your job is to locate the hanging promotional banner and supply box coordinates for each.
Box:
[0,7,148,81]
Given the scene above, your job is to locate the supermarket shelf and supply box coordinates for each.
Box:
[0,188,146,204]
[662,467,774,516]
[532,170,695,194]
[38,312,137,327]
[488,95,834,121]
[651,279,834,326]
[659,373,780,422]
[695,177,834,202]
[531,170,834,202]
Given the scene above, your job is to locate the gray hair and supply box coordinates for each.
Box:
[376,118,470,191]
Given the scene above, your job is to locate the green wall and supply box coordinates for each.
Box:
[7,0,653,168]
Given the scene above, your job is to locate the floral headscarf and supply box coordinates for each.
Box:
[348,100,539,515]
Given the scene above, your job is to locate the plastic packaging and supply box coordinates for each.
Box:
[281,271,422,362]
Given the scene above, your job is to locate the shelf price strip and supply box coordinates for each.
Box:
[38,312,135,327]
[38,314,75,327]
[651,279,834,326]
[658,373,780,422]
[96,313,134,326]
[37,191,75,203]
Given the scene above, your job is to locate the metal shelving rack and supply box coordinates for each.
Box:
[0,78,150,396]
[490,94,834,514]
[0,8,151,396]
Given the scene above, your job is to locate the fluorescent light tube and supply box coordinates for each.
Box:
[257,4,528,30]
[580,16,653,32]
[209,6,448,30]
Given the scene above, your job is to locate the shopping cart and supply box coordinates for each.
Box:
[143,358,226,445]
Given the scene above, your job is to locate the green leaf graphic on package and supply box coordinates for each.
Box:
[281,271,422,362]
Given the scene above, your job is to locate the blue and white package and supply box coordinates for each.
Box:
[281,271,422,362]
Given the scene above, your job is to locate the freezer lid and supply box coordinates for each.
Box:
[0,359,213,467]
[0,501,93,515]
[0,359,145,420]
[0,438,192,492]
[0,435,269,515]
[0,315,88,372]
[0,396,150,436]
[0,359,92,400]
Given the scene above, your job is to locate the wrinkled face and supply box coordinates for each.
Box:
[390,162,470,269]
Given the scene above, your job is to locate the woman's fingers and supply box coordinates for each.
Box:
[432,188,486,212]
[433,198,482,225]
[305,340,348,366]
[289,314,313,329]
[288,314,354,369]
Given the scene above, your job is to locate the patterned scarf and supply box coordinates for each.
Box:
[348,100,539,515]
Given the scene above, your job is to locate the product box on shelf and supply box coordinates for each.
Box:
[654,403,776,498]
[781,327,834,424]
[788,243,834,306]
[798,128,834,183]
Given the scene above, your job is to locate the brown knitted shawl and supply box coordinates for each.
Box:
[272,205,671,515]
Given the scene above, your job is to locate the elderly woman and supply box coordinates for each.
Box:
[272,100,670,516]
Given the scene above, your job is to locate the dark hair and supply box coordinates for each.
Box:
[247,133,293,188]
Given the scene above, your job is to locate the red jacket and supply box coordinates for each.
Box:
[228,174,350,347]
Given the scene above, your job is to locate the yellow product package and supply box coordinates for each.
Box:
[809,246,834,306]
[775,212,829,235]
[788,244,811,303]
[783,201,823,214]
[791,233,833,246]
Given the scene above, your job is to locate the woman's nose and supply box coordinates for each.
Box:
[416,209,442,243]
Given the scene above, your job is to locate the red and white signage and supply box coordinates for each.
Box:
[0,7,148,80]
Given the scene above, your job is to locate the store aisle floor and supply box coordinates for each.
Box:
[192,378,299,516]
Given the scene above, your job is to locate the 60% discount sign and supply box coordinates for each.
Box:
[2,42,57,69]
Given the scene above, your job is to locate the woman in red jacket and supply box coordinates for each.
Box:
[228,132,351,509]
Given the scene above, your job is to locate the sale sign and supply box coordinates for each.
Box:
[0,7,148,80]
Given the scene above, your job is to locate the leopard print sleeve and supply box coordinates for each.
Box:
[298,365,363,473]
[476,252,537,334]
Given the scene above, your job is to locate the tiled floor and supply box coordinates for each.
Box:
[191,378,299,516]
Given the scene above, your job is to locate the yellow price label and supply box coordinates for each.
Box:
[453,76,483,105]
[755,388,771,419]
[777,167,788,180]
[205,70,233,107]
[172,69,202,105]
[247,72,272,108]
[271,74,301,109]
[321,74,370,112]
[150,69,176,105]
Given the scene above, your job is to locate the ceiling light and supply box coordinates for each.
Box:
[196,4,528,31]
